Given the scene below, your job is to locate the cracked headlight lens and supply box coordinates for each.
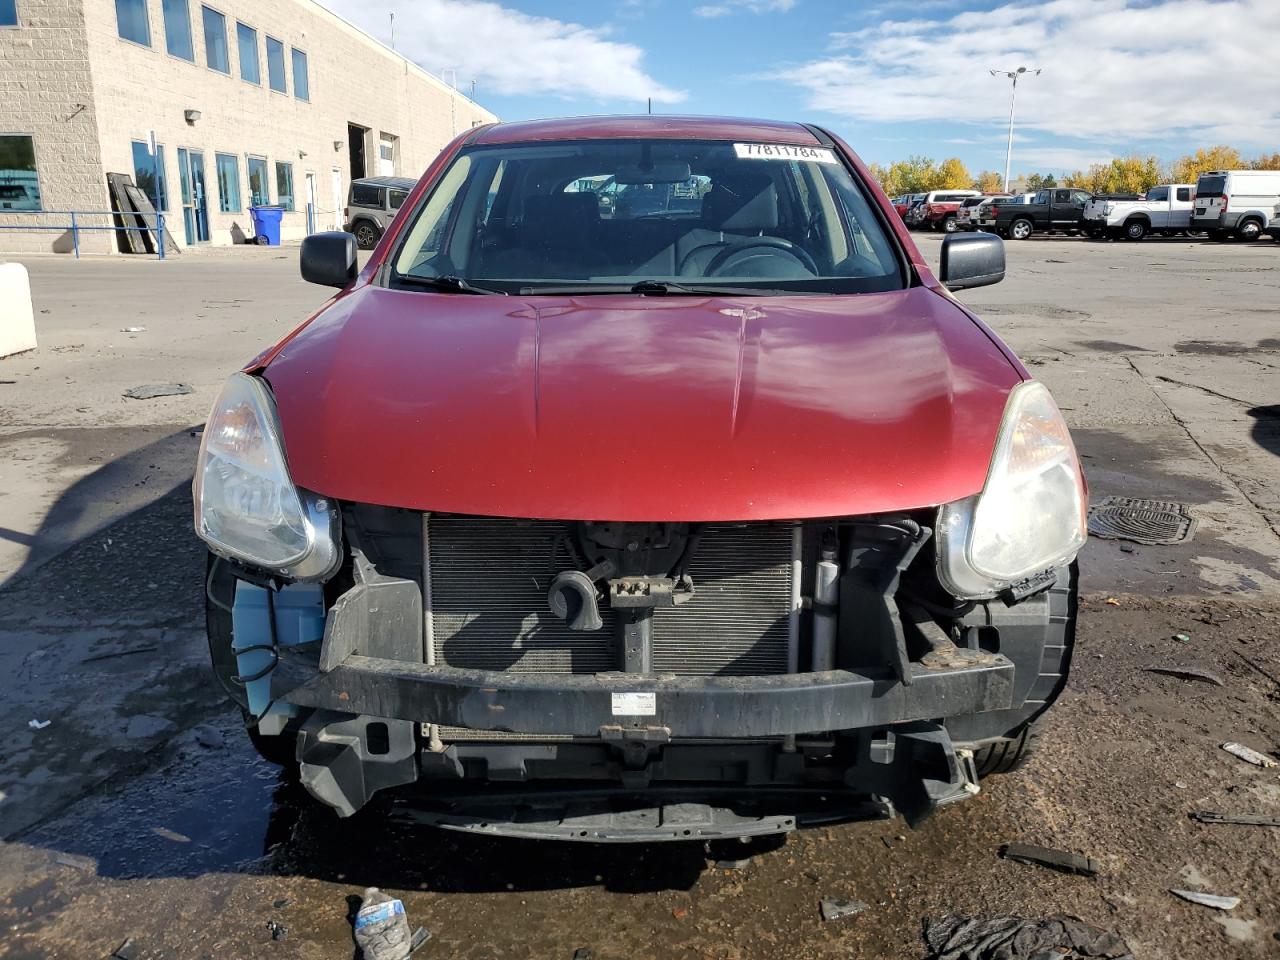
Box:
[937,380,1087,599]
[193,372,339,580]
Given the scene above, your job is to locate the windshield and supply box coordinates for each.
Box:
[1195,175,1226,198]
[391,138,903,295]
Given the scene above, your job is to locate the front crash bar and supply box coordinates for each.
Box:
[271,652,1014,739]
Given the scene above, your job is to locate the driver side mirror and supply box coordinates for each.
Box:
[300,231,358,288]
[939,232,1004,291]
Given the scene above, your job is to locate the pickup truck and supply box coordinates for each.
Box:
[1082,184,1195,240]
[907,190,981,231]
[986,188,1094,240]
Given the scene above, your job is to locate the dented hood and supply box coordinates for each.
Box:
[262,286,1021,521]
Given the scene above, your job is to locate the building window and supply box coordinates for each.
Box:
[131,140,169,211]
[115,0,150,45]
[246,156,268,206]
[236,22,259,83]
[265,36,286,93]
[0,135,42,210]
[161,0,194,60]
[275,162,294,211]
[201,6,228,73]
[1,0,19,27]
[291,48,309,101]
[215,152,240,212]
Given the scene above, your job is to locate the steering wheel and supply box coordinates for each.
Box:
[704,238,819,278]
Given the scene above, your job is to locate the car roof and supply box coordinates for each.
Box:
[352,176,417,190]
[469,115,823,146]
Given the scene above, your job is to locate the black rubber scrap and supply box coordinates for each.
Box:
[999,842,1100,877]
[923,915,1134,960]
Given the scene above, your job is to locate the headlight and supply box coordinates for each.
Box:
[937,381,1086,599]
[193,372,340,580]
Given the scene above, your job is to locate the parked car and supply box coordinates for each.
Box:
[895,192,925,219]
[195,116,1086,842]
[344,175,417,249]
[955,195,1010,232]
[1083,185,1196,240]
[989,187,1093,240]
[1267,202,1280,241]
[907,190,981,231]
[1190,170,1280,241]
[971,193,1036,232]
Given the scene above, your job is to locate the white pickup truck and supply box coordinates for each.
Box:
[1082,184,1196,240]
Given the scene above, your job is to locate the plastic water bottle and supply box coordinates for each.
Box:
[354,887,413,960]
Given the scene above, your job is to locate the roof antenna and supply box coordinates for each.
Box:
[647,97,652,115]
[389,11,395,50]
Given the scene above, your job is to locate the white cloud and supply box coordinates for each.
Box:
[1013,147,1117,170]
[694,0,796,16]
[322,0,684,104]
[776,0,1280,147]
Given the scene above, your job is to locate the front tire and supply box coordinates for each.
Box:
[974,722,1043,776]
[352,220,381,250]
[1009,218,1033,240]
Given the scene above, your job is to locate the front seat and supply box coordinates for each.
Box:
[485,193,610,280]
[677,177,782,277]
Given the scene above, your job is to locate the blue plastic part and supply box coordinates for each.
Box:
[248,205,283,245]
[232,582,325,717]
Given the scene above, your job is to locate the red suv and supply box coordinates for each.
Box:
[195,116,1086,841]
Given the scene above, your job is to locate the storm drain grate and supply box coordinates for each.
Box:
[1087,496,1197,545]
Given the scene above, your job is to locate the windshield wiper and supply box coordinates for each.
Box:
[396,274,507,295]
[517,280,786,297]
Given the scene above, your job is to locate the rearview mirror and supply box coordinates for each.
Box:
[300,231,358,288]
[613,162,693,185]
[940,232,1004,291]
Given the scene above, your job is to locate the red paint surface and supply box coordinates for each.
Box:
[256,117,1029,521]
[265,286,1021,521]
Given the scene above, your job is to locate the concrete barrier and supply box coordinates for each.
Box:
[0,262,37,358]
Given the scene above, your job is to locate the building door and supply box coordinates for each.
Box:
[331,168,343,230]
[305,172,317,233]
[347,124,367,179]
[177,148,210,243]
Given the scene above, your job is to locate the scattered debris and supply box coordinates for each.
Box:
[122,383,194,400]
[54,853,93,871]
[715,858,751,870]
[273,897,293,909]
[80,645,158,664]
[1104,597,1121,606]
[1170,889,1239,911]
[999,843,1100,877]
[267,919,288,941]
[1191,810,1280,827]
[1235,653,1280,691]
[28,718,51,730]
[1172,633,1191,644]
[672,907,688,919]
[193,725,223,749]
[571,950,593,960]
[121,326,147,333]
[923,915,1133,960]
[151,826,191,843]
[112,938,140,960]
[1174,780,1188,789]
[1221,742,1277,768]
[819,898,868,922]
[354,887,414,960]
[1144,666,1224,687]
[409,927,431,955]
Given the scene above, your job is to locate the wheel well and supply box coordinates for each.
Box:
[1124,214,1150,225]
[1238,214,1264,226]
[351,217,381,232]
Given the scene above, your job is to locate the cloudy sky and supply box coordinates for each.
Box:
[319,0,1279,175]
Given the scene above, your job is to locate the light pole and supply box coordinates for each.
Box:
[990,66,1040,192]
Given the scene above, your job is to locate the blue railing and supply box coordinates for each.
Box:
[0,209,171,259]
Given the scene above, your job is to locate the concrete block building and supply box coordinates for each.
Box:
[0,0,496,253]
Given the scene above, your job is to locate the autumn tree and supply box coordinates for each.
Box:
[934,157,973,190]
[975,170,1004,193]
[1251,152,1280,171]
[1170,145,1243,183]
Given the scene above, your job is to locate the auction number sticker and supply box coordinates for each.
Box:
[734,143,838,164]
[611,691,656,716]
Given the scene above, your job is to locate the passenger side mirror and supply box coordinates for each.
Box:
[939,232,1004,291]
[300,231,358,288]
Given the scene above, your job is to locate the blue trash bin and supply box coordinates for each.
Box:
[249,205,283,246]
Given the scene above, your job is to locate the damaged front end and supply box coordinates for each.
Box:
[197,374,1084,842]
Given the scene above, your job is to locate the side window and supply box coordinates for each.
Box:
[1147,186,1168,202]
[388,189,408,210]
[1176,187,1191,202]
[351,183,381,207]
[1054,190,1071,204]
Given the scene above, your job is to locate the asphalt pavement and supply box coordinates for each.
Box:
[0,234,1278,959]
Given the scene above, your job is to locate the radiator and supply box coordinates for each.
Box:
[425,517,795,677]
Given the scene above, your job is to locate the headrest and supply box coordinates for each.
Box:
[701,178,779,232]
[524,193,600,229]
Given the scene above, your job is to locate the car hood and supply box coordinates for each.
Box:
[263,285,1021,521]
